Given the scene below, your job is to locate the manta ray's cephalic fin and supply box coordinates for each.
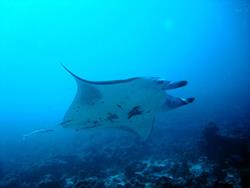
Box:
[164,94,195,110]
[165,80,188,90]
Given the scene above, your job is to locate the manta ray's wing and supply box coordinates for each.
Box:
[61,65,167,140]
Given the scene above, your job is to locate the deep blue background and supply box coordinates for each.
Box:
[0,0,249,163]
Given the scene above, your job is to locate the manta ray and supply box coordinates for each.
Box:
[61,65,195,140]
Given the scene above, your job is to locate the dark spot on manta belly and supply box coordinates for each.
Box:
[91,120,102,127]
[106,112,119,122]
[128,105,144,119]
[117,104,123,110]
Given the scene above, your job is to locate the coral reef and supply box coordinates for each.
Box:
[0,121,249,187]
[199,121,250,168]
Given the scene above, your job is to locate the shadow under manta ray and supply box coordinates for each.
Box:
[61,64,195,140]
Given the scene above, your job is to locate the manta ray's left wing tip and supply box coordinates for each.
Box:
[60,63,85,82]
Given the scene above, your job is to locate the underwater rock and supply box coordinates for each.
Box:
[75,177,104,188]
[0,177,22,188]
[1,120,249,188]
[104,173,127,187]
[166,161,188,178]
[36,174,62,188]
[64,177,75,188]
[240,169,250,188]
[128,179,145,188]
[0,162,3,180]
[223,168,241,187]
[154,176,178,188]
[124,161,147,179]
[199,121,250,167]
[19,159,67,183]
[189,158,214,178]
[37,180,61,188]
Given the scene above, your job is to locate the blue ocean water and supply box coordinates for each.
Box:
[0,0,249,187]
